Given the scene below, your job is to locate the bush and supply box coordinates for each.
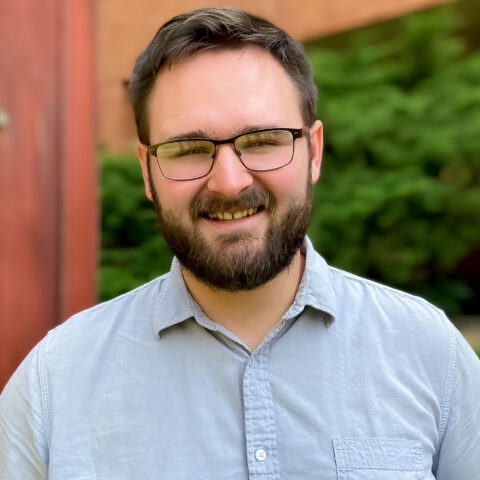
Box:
[307,5,480,313]
[99,155,172,301]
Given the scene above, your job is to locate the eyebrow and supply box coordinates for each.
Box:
[165,130,209,142]
[164,124,283,143]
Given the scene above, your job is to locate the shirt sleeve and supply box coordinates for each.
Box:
[0,343,49,479]
[434,328,480,479]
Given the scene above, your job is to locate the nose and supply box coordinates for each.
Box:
[206,143,254,197]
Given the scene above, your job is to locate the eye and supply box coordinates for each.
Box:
[158,140,213,159]
[177,147,210,156]
[237,130,289,150]
[246,139,278,147]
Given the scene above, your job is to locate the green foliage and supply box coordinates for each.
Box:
[99,156,172,301]
[307,5,480,313]
[100,5,480,314]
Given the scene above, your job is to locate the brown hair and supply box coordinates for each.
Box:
[129,7,317,145]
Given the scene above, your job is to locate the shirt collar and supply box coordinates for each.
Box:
[296,236,336,325]
[153,236,336,337]
[152,258,196,337]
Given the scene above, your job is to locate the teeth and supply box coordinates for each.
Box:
[208,207,260,221]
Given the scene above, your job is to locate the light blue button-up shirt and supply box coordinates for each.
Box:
[1,239,479,479]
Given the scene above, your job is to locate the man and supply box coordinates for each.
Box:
[1,7,479,479]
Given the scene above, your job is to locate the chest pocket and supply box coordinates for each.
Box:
[333,438,424,480]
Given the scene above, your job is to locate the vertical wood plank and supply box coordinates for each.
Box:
[59,0,98,321]
[0,0,97,389]
[0,0,60,388]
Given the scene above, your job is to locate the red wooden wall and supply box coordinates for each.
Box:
[0,0,97,390]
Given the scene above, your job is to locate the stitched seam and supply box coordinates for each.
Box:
[38,338,52,448]
[436,324,457,448]
[244,364,255,479]
[261,354,272,474]
[335,438,423,471]
[153,274,172,336]
[262,348,279,478]
[333,439,347,479]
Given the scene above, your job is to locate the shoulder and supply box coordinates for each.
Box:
[2,272,169,390]
[328,265,449,327]
[22,273,171,390]
[323,264,457,373]
[305,242,446,333]
[49,274,169,346]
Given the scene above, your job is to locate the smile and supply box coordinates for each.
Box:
[206,207,260,221]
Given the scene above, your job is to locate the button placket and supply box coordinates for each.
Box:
[242,348,279,479]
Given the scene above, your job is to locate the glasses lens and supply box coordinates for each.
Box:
[155,140,215,179]
[235,130,294,171]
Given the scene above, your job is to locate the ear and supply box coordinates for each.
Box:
[137,142,154,201]
[309,120,323,185]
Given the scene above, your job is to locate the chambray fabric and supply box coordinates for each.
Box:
[1,239,479,480]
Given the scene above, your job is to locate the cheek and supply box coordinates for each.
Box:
[256,161,308,196]
[153,176,203,214]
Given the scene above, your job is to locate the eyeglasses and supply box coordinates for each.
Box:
[147,127,308,181]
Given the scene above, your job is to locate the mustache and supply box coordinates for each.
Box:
[190,188,276,218]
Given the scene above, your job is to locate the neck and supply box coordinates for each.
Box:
[182,250,305,351]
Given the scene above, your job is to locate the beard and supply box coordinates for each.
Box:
[149,173,313,292]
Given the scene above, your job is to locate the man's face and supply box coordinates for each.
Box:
[138,47,322,290]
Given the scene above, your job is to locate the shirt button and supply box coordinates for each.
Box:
[249,357,256,368]
[255,448,267,462]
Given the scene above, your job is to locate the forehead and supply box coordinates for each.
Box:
[148,47,304,141]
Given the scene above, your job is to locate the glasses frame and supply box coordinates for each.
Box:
[147,126,308,181]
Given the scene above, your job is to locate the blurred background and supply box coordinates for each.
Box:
[1,0,479,388]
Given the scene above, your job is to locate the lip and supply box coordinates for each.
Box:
[197,208,267,231]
